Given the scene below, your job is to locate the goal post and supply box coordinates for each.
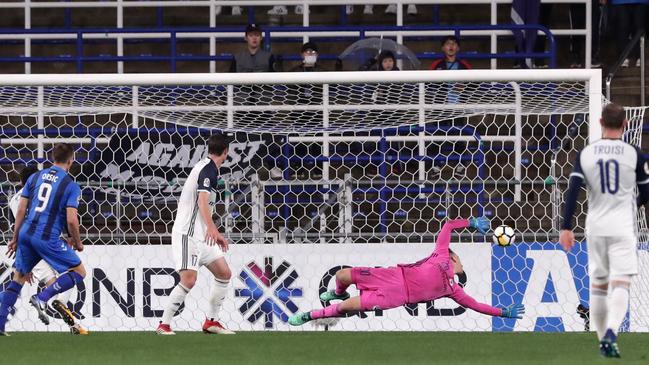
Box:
[4,69,646,333]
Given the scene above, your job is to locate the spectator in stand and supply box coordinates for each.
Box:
[230,24,276,73]
[289,42,326,72]
[362,4,418,15]
[214,5,243,16]
[268,4,418,15]
[608,0,648,67]
[360,50,401,71]
[430,36,472,70]
[569,0,603,68]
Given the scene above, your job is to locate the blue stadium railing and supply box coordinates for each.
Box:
[0,24,556,72]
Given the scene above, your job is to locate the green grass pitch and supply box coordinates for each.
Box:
[1,332,648,365]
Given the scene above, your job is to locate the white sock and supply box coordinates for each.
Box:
[606,285,630,336]
[161,284,190,325]
[590,287,608,340]
[208,278,230,321]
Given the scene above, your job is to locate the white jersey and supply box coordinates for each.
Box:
[172,158,220,239]
[8,187,22,218]
[572,139,649,236]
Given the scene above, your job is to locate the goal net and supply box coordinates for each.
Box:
[0,70,644,332]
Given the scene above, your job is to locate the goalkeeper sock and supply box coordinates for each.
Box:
[310,303,343,320]
[606,284,630,336]
[335,277,350,296]
[0,281,22,332]
[207,278,229,321]
[161,283,190,325]
[38,271,83,303]
[590,287,608,340]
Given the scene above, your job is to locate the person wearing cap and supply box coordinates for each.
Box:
[289,42,326,72]
[430,36,472,70]
[230,24,276,73]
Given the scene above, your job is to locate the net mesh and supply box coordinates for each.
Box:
[0,75,645,332]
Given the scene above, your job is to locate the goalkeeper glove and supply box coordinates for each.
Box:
[501,303,525,319]
[469,216,490,234]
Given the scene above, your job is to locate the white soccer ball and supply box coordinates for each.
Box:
[492,225,515,247]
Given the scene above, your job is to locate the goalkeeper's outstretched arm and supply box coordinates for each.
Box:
[433,217,490,255]
[451,286,524,319]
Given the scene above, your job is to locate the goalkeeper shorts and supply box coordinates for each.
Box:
[352,266,408,311]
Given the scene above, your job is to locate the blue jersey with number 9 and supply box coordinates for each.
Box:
[21,165,81,242]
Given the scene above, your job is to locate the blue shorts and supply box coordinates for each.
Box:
[15,235,81,276]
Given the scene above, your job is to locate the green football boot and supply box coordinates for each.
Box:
[319,290,350,302]
[288,312,312,326]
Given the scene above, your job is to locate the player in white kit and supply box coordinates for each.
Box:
[560,103,649,358]
[7,165,87,334]
[156,134,235,335]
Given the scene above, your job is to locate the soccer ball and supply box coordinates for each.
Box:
[493,225,515,247]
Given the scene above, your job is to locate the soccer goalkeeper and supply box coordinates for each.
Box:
[288,217,524,326]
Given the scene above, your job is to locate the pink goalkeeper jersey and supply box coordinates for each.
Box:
[398,219,502,317]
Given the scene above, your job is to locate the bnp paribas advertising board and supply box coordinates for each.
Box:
[1,243,645,332]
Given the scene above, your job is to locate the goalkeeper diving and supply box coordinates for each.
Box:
[288,217,524,325]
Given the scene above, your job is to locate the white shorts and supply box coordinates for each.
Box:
[32,260,58,284]
[171,231,225,272]
[587,235,638,284]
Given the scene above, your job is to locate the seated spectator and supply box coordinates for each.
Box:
[214,6,242,16]
[230,24,276,72]
[610,0,648,68]
[359,50,401,71]
[430,36,472,70]
[289,42,326,72]
[377,51,400,71]
[364,4,417,15]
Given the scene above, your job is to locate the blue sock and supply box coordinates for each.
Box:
[37,271,84,303]
[0,281,23,332]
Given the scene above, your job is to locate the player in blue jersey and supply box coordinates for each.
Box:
[0,143,86,336]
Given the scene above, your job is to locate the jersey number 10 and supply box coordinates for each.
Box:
[597,159,619,194]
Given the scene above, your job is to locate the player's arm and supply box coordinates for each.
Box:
[198,191,227,251]
[635,150,649,206]
[433,217,489,254]
[66,208,83,252]
[7,197,29,257]
[7,175,35,256]
[197,165,228,251]
[560,151,584,252]
[451,286,524,318]
[65,183,84,251]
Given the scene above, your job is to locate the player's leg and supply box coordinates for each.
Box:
[0,237,40,334]
[320,268,353,302]
[157,232,198,335]
[202,245,235,334]
[586,236,609,342]
[33,262,87,334]
[599,235,638,358]
[290,267,408,326]
[288,296,363,326]
[0,271,30,335]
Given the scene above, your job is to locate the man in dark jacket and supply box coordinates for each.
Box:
[289,42,326,72]
[430,36,472,70]
[230,24,276,72]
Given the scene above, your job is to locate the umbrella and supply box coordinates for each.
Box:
[337,37,421,70]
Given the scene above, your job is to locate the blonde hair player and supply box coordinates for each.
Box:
[560,103,649,358]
